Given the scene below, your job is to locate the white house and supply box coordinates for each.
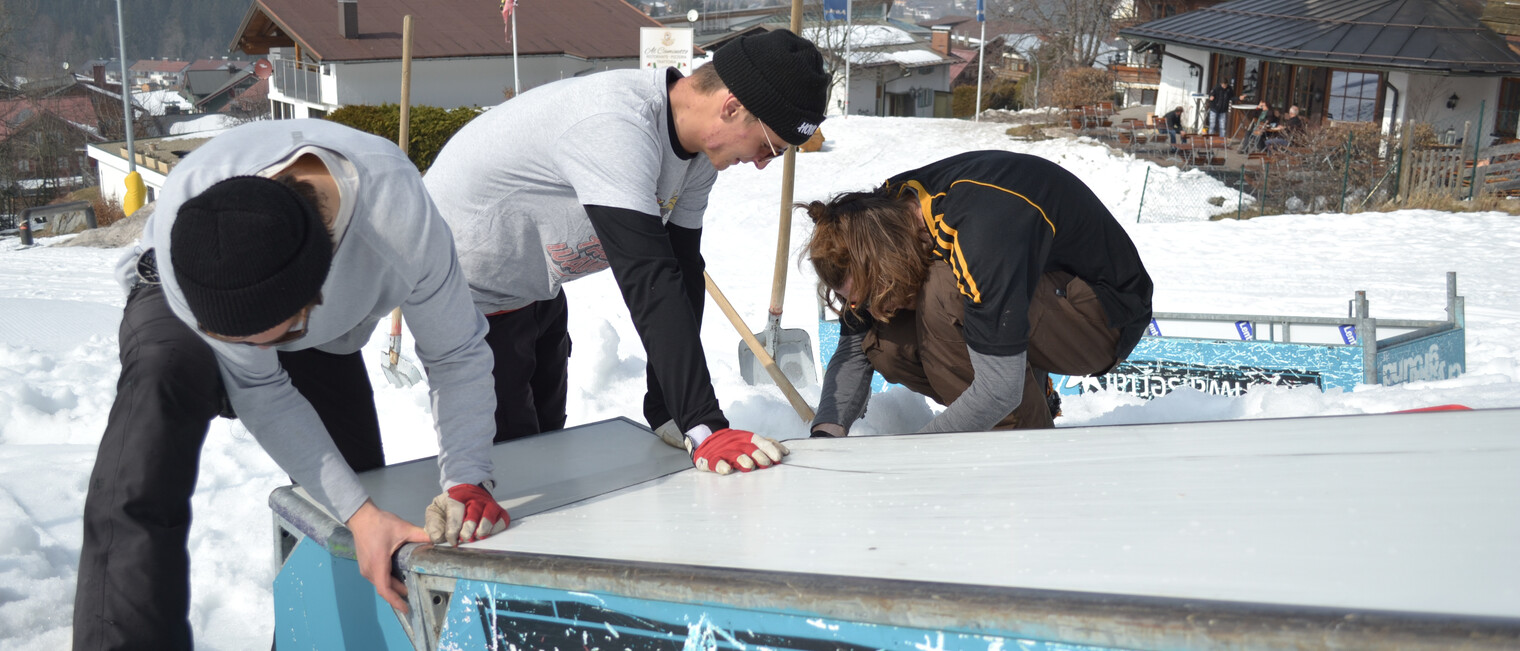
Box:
[231,0,666,118]
[799,22,961,118]
[1121,0,1520,144]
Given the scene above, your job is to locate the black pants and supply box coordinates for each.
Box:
[73,284,383,651]
[484,223,706,441]
[484,293,571,442]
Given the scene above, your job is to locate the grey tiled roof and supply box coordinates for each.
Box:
[1120,0,1520,75]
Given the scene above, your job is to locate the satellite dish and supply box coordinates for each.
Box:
[687,9,699,22]
[62,61,71,70]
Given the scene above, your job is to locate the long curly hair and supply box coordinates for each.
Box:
[799,187,933,323]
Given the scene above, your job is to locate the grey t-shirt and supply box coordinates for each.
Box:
[424,67,719,313]
[116,119,496,521]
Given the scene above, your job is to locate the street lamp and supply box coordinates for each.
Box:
[115,0,145,215]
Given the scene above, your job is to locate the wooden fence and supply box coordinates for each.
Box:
[1405,141,1520,199]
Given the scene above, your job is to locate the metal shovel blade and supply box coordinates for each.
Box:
[381,352,424,388]
[380,307,424,388]
[739,319,816,388]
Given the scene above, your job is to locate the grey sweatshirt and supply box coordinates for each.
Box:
[115,119,497,522]
[811,333,1026,434]
[423,67,717,313]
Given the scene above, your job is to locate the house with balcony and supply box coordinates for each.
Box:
[128,59,191,90]
[1120,0,1520,143]
[230,0,664,119]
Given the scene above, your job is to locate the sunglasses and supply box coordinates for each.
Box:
[756,118,791,163]
[201,294,322,348]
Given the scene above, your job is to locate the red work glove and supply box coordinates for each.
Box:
[424,483,509,546]
[686,427,789,475]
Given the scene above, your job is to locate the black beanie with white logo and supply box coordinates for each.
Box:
[171,176,331,337]
[714,29,829,146]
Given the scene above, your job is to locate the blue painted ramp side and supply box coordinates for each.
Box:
[437,579,1106,651]
[273,537,411,650]
[1053,336,1366,397]
[1376,327,1465,385]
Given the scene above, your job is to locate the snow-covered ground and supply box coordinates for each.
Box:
[2,115,1518,649]
[168,113,242,135]
[132,88,195,116]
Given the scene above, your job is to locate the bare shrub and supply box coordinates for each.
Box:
[1045,67,1113,109]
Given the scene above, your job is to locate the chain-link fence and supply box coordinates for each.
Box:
[1132,163,1256,223]
[1129,112,1520,222]
[1135,121,1410,222]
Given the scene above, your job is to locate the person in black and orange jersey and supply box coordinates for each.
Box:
[801,151,1154,435]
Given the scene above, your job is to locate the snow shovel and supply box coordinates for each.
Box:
[738,137,816,388]
[380,16,424,389]
[706,272,814,422]
[382,307,424,388]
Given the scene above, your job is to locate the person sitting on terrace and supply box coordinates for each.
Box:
[1158,106,1185,145]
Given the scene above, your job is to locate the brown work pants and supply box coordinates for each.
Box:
[863,262,1120,430]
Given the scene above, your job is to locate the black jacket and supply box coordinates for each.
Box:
[881,151,1154,361]
[1207,85,1232,113]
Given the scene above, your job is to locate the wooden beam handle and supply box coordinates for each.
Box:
[704,272,815,422]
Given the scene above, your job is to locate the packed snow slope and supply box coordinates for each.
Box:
[2,115,1517,649]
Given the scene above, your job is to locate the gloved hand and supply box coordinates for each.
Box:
[686,427,789,474]
[424,483,508,546]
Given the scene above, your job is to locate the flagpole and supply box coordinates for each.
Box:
[511,7,520,95]
[844,0,851,118]
[974,0,984,122]
[974,20,985,122]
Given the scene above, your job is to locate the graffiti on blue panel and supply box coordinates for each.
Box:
[1053,337,1365,398]
[437,579,1117,651]
[1377,328,1464,386]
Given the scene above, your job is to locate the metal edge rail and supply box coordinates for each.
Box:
[392,544,1520,651]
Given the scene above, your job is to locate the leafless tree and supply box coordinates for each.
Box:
[1404,76,1454,125]
[796,0,896,109]
[989,0,1126,70]
[0,0,40,81]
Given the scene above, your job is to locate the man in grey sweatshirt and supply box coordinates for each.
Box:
[424,30,829,474]
[73,119,503,650]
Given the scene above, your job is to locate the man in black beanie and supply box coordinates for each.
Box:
[75,120,505,651]
[425,29,829,473]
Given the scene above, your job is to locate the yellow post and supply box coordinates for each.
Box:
[122,171,146,216]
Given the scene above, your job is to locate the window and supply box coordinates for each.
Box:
[1240,58,1262,101]
[1263,62,1290,110]
[1496,78,1520,139]
[1291,65,1324,118]
[1213,54,1240,91]
[1327,70,1380,122]
[18,160,29,173]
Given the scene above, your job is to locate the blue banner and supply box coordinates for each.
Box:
[977,0,985,22]
[824,0,848,21]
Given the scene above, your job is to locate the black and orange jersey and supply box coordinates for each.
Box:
[884,150,1153,359]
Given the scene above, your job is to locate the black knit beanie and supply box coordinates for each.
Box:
[714,29,829,146]
[170,176,332,337]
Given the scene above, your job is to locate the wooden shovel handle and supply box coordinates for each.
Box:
[704,272,815,422]
[386,16,413,370]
